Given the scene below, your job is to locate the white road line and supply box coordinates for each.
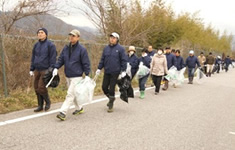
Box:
[229,132,235,135]
[0,87,154,127]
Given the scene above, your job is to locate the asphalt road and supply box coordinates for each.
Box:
[0,68,235,150]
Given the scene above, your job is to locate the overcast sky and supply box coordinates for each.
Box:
[58,0,235,35]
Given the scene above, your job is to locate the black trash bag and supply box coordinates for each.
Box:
[117,75,132,103]
[43,68,60,88]
[127,85,134,98]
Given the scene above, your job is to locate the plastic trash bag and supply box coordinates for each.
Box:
[117,75,132,103]
[195,68,207,84]
[43,68,60,88]
[174,67,186,86]
[126,63,132,79]
[136,62,150,79]
[164,66,177,81]
[75,76,97,105]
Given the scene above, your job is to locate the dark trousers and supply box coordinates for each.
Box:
[102,73,119,97]
[216,64,220,73]
[152,75,163,93]
[188,68,195,78]
[138,74,149,91]
[34,70,48,95]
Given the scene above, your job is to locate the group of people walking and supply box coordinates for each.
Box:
[29,28,234,121]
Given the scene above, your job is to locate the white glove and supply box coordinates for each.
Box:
[29,71,34,76]
[96,69,101,75]
[121,72,126,78]
[53,68,58,76]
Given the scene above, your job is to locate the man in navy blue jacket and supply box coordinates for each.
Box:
[30,28,57,112]
[175,50,185,71]
[162,47,177,90]
[148,45,155,58]
[96,32,127,113]
[53,29,91,121]
[224,55,232,72]
[185,50,201,84]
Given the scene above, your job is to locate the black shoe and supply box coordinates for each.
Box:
[57,112,66,121]
[107,102,110,107]
[34,107,43,112]
[72,108,84,115]
[34,93,43,112]
[42,94,51,111]
[107,97,115,113]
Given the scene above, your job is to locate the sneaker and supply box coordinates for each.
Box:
[155,92,159,95]
[107,108,113,113]
[72,108,84,115]
[57,112,66,121]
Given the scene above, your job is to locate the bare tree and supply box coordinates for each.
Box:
[69,0,153,45]
[0,0,57,34]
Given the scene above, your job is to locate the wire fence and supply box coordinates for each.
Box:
[0,34,221,98]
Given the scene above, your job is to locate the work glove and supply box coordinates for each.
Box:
[121,72,126,78]
[29,71,34,76]
[53,68,58,76]
[96,69,101,75]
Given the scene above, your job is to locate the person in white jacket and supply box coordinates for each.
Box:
[150,48,168,95]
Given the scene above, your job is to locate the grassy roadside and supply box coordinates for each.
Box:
[0,75,152,114]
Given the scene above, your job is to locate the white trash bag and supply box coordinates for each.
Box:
[126,63,132,78]
[175,67,186,86]
[164,66,177,81]
[195,68,207,84]
[75,75,97,105]
[136,62,150,79]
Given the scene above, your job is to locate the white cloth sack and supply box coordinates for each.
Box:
[195,68,207,84]
[75,76,97,105]
[136,62,150,79]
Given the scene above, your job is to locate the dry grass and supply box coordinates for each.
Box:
[0,73,154,114]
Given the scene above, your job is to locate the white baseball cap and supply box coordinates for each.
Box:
[189,50,194,54]
[110,32,120,40]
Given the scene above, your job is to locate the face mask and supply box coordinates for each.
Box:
[158,51,163,55]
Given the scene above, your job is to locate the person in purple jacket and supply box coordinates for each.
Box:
[185,50,201,84]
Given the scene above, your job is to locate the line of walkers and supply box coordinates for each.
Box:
[29,28,234,121]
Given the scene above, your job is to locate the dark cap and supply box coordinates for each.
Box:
[37,28,48,36]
